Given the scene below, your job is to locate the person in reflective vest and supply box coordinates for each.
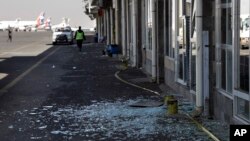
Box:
[7,28,12,42]
[74,26,86,52]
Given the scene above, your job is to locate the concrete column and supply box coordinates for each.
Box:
[98,16,101,40]
[196,0,204,112]
[137,0,142,68]
[100,15,103,39]
[110,7,114,44]
[95,16,97,41]
[126,0,130,58]
[121,0,127,56]
[104,10,107,38]
[106,9,110,45]
[152,0,157,81]
[97,16,100,41]
[132,0,137,67]
[115,0,120,45]
[102,14,105,40]
[156,0,165,83]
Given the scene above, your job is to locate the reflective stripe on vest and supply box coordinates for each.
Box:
[76,31,84,40]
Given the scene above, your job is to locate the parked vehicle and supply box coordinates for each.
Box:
[52,26,73,45]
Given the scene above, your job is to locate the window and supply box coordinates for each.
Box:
[216,0,233,94]
[239,0,250,93]
[178,16,185,81]
[166,0,174,58]
[190,1,196,91]
[237,97,250,120]
[191,43,196,91]
[146,0,152,50]
[176,0,191,84]
[234,0,250,122]
[221,0,232,3]
[170,0,178,59]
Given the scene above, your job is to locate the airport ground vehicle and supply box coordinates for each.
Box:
[52,26,73,45]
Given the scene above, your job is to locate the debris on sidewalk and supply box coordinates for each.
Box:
[8,125,14,129]
[129,100,163,107]
[117,67,230,141]
[1,98,213,141]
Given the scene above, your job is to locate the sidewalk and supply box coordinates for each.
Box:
[116,63,230,141]
[0,39,229,141]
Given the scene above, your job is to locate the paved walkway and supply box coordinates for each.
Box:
[0,40,229,140]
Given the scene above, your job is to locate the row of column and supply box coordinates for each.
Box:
[96,0,139,68]
[95,0,205,113]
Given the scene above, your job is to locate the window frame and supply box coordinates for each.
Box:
[145,0,152,50]
[233,0,250,122]
[175,0,190,85]
[215,0,233,95]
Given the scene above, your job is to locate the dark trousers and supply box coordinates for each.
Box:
[8,35,12,42]
[76,40,83,51]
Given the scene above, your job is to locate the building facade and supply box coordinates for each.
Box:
[86,0,250,124]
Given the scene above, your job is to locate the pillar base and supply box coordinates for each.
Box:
[151,77,157,83]
[190,106,203,118]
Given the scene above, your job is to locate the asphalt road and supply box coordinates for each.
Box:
[0,32,211,141]
[0,32,157,141]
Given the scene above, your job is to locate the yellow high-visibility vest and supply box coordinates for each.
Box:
[76,31,84,40]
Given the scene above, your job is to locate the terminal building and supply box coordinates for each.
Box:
[85,0,250,124]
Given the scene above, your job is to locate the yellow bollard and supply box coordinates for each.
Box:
[124,60,128,68]
[167,99,178,115]
[121,59,128,68]
[164,95,174,105]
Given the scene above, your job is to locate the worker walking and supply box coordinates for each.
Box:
[74,26,86,52]
[7,28,12,42]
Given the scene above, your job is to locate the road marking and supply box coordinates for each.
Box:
[0,47,60,96]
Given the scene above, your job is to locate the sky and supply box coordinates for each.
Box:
[0,0,96,28]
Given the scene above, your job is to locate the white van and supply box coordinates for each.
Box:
[52,26,73,45]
